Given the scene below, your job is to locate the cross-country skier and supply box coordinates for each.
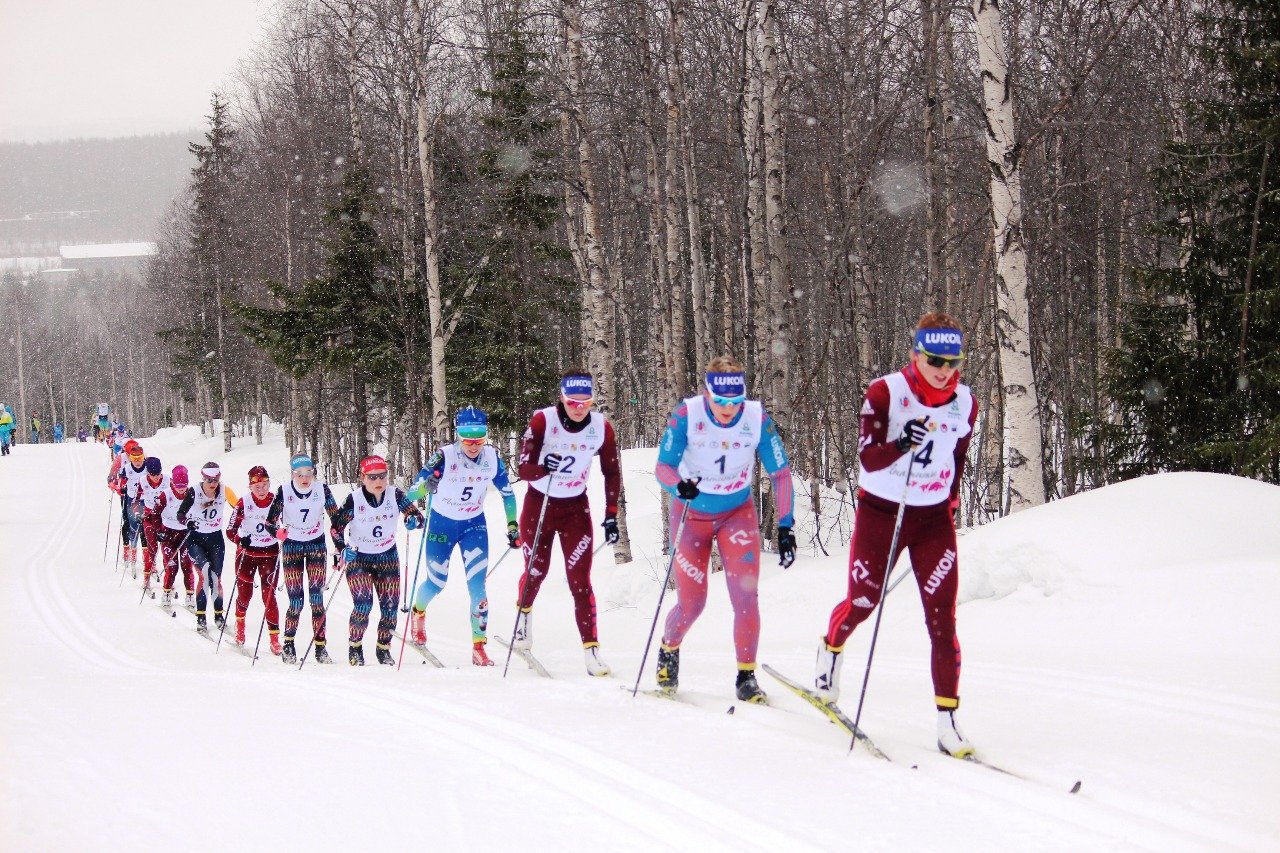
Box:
[405,406,519,666]
[329,456,425,666]
[108,439,148,573]
[225,465,282,654]
[0,404,13,456]
[511,369,622,676]
[131,457,169,594]
[815,312,979,758]
[264,453,340,664]
[155,465,197,609]
[94,403,111,442]
[177,462,239,634]
[652,356,796,702]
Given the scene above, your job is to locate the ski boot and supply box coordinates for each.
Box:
[349,644,365,666]
[184,593,195,609]
[375,645,395,666]
[937,709,975,758]
[472,641,493,667]
[196,613,208,634]
[161,589,173,608]
[512,608,533,651]
[814,642,843,704]
[409,609,427,646]
[214,612,227,633]
[234,616,246,646]
[280,639,297,665]
[735,667,768,704]
[314,642,333,664]
[269,631,282,657]
[584,644,612,677]
[656,644,680,694]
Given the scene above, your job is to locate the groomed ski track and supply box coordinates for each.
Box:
[3,438,1278,852]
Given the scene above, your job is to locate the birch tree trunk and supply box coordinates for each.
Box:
[972,0,1045,511]
[412,0,448,444]
[741,0,768,386]
[759,0,791,430]
[562,0,631,563]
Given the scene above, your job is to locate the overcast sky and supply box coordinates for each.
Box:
[0,0,273,143]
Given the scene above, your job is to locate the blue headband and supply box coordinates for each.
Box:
[705,372,747,400]
[561,376,593,397]
[914,328,964,358]
[291,454,314,471]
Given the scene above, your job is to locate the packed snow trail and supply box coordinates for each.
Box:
[3,433,1279,851]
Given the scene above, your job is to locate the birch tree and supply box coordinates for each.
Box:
[972,0,1046,511]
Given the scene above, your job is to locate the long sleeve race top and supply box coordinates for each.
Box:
[655,397,795,528]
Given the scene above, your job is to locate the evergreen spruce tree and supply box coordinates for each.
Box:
[237,165,401,457]
[1091,0,1278,482]
[159,95,244,449]
[444,11,574,433]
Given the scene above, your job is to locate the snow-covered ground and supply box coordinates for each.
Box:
[2,425,1278,851]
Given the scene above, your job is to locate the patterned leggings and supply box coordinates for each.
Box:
[281,539,330,642]
[347,548,401,648]
[661,499,763,665]
[413,512,490,641]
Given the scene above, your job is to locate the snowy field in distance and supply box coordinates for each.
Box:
[2,423,1278,852]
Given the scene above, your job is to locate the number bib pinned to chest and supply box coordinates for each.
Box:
[434,444,499,520]
[858,372,974,507]
[679,396,762,496]
[347,488,399,554]
[531,406,605,499]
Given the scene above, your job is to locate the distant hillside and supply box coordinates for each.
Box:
[0,133,196,254]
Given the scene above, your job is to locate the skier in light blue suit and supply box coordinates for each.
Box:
[405,407,519,666]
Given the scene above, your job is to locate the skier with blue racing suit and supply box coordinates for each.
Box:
[405,407,519,666]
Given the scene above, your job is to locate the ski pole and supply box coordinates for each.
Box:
[113,512,123,576]
[102,491,114,561]
[401,496,431,614]
[216,549,245,652]
[629,500,692,698]
[484,540,520,580]
[250,552,282,666]
[397,497,432,672]
[848,451,918,754]
[503,473,555,678]
[400,527,410,609]
[298,562,347,670]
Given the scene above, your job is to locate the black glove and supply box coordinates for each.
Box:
[238,535,251,549]
[543,453,563,472]
[154,529,167,544]
[894,418,930,453]
[602,515,619,545]
[676,479,700,501]
[777,525,796,569]
[185,519,198,532]
[506,522,520,549]
[264,523,279,539]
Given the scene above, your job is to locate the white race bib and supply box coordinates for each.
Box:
[858,372,974,506]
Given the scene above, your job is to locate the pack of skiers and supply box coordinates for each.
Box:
[94,314,978,758]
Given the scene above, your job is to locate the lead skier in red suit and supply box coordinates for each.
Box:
[512,369,622,677]
[815,312,979,758]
